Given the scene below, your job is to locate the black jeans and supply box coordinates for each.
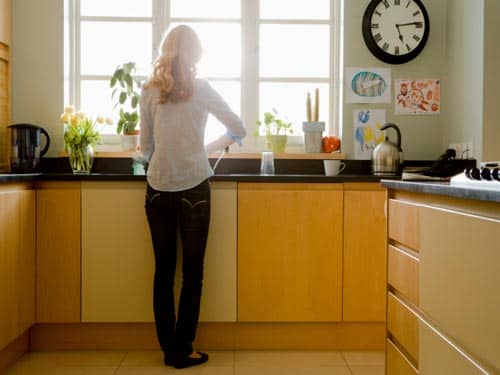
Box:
[145,179,211,357]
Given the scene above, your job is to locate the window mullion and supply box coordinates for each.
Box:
[332,0,342,137]
[75,0,81,111]
[153,0,168,61]
[241,0,259,152]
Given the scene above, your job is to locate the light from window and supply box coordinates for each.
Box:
[80,22,152,76]
[170,0,240,19]
[80,80,116,121]
[81,0,152,17]
[260,0,330,20]
[169,23,241,78]
[260,83,329,135]
[260,24,329,78]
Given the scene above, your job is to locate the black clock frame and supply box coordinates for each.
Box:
[362,0,430,64]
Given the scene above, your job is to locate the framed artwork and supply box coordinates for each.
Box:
[395,79,440,115]
[345,67,391,103]
[353,109,386,160]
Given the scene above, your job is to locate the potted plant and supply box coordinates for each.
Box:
[110,62,142,151]
[255,109,293,153]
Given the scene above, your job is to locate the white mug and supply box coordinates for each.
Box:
[323,160,345,176]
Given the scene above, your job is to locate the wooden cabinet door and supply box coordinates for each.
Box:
[0,185,35,350]
[81,181,237,322]
[343,184,387,321]
[36,182,81,323]
[237,183,343,322]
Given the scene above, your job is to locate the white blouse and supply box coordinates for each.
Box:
[140,79,246,192]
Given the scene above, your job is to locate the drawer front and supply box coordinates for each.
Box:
[388,245,419,306]
[389,199,420,251]
[388,292,419,364]
[420,206,500,371]
[419,320,487,375]
[387,339,418,375]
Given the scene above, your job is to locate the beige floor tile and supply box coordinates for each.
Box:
[116,365,232,375]
[114,366,178,375]
[120,351,165,366]
[13,351,127,367]
[121,350,233,367]
[342,351,385,366]
[349,365,385,375]
[4,363,118,375]
[235,367,351,375]
[234,350,346,367]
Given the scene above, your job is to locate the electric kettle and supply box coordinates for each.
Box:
[371,123,403,176]
[8,124,51,173]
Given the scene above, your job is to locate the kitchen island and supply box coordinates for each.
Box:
[381,179,500,374]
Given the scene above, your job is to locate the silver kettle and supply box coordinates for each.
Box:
[371,123,403,176]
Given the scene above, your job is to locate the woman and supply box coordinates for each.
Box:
[140,25,246,369]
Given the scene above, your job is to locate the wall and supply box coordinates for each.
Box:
[482,0,500,161]
[11,0,64,157]
[343,0,448,160]
[442,0,484,161]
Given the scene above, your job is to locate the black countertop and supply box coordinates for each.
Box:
[0,172,390,184]
[381,179,500,203]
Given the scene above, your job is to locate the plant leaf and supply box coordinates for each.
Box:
[131,96,138,108]
[119,92,127,104]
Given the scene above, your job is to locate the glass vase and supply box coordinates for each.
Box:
[68,143,94,174]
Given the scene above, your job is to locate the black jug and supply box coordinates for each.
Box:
[8,124,51,173]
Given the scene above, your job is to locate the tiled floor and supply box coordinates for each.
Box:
[4,350,385,375]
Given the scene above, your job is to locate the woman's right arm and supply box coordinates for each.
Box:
[203,81,247,149]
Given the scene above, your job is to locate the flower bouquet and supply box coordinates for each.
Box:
[60,106,110,174]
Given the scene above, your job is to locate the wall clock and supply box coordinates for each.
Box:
[362,0,430,64]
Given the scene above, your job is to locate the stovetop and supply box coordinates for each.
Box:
[450,162,500,190]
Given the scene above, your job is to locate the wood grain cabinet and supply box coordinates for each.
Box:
[0,184,35,350]
[81,181,237,322]
[237,183,343,322]
[36,181,81,323]
[0,0,11,45]
[386,191,500,374]
[343,183,387,322]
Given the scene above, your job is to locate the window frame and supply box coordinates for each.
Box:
[66,0,343,150]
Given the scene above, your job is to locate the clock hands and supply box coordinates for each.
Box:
[396,21,423,28]
[395,22,423,45]
[396,25,404,43]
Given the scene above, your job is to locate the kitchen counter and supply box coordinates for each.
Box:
[0,172,391,184]
[381,179,500,203]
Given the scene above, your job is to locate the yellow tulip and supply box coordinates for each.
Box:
[60,113,70,124]
[96,116,105,124]
[64,105,75,115]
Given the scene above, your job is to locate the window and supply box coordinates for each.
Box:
[66,0,343,149]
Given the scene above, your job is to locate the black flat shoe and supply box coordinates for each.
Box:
[164,354,176,366]
[173,351,209,369]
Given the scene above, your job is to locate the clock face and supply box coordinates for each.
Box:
[362,0,430,64]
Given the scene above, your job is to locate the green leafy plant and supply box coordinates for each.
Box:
[255,108,293,137]
[110,62,142,135]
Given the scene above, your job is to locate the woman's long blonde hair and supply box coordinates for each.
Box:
[144,25,202,104]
